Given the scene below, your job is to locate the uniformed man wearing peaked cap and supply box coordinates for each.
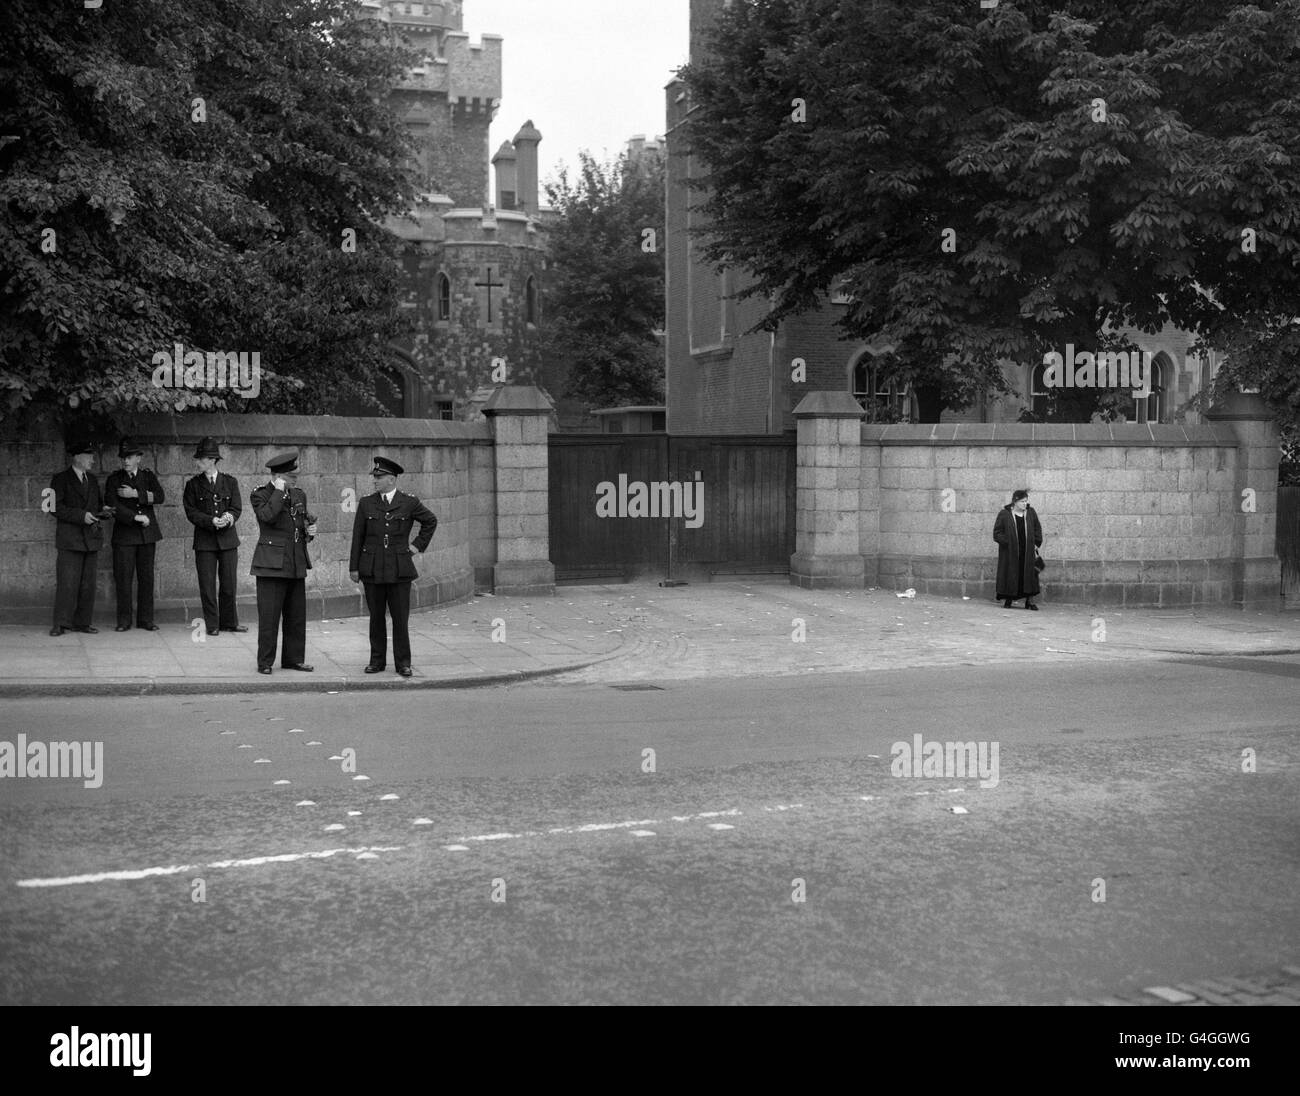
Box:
[250,449,316,675]
[348,456,437,677]
[49,439,112,636]
[104,437,165,631]
[183,436,246,635]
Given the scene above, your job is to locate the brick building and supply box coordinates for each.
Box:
[665,0,1223,435]
[343,1,552,420]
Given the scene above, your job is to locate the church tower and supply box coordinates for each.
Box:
[347,1,551,421]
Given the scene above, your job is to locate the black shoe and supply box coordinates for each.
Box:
[72,625,99,634]
[225,624,249,633]
[257,666,272,675]
[283,663,314,672]
[1002,599,1014,609]
[396,665,413,678]
[115,625,131,632]
[364,664,385,674]
[207,629,220,636]
[1025,601,1038,610]
[49,626,66,637]
[138,623,159,631]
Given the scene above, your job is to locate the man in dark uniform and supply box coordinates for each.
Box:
[104,437,164,632]
[183,437,246,636]
[348,456,437,677]
[49,439,112,636]
[250,450,317,675]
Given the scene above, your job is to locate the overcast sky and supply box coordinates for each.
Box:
[465,0,691,193]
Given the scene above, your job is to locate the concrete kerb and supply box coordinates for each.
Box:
[0,652,625,699]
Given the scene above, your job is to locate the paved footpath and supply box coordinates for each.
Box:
[2,581,1299,696]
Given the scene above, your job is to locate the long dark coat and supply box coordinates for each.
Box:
[349,490,437,584]
[183,471,242,551]
[104,467,164,546]
[993,504,1042,600]
[50,468,106,552]
[249,483,313,578]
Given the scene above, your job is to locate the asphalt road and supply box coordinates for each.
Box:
[0,656,1296,1004]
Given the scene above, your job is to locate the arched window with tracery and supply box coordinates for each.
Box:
[851,350,915,423]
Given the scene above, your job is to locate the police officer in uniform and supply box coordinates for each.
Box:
[183,437,246,636]
[105,437,164,632]
[348,457,438,677]
[49,439,112,636]
[250,450,316,675]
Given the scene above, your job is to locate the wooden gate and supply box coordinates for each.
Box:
[547,434,796,583]
[1280,484,1300,608]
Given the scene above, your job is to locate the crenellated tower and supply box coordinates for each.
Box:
[341,1,553,421]
[358,0,500,206]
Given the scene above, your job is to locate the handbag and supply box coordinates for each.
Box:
[1034,549,1045,573]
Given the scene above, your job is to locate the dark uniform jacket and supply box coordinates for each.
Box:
[249,483,313,579]
[349,491,437,584]
[993,504,1043,600]
[104,467,164,546]
[50,468,106,552]
[183,471,242,551]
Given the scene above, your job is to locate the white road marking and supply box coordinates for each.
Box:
[289,728,304,734]
[379,794,399,801]
[347,811,362,817]
[306,741,322,746]
[353,775,371,782]
[707,823,735,830]
[15,846,405,888]
[295,800,316,806]
[323,824,345,832]
[412,818,434,826]
[948,806,969,814]
[254,759,271,764]
[443,844,469,851]
[273,780,290,786]
[631,830,656,837]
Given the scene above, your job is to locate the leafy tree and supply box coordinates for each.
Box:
[0,0,420,426]
[681,0,1300,424]
[539,150,665,409]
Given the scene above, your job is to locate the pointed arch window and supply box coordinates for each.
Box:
[525,275,538,325]
[1134,353,1170,424]
[437,273,451,322]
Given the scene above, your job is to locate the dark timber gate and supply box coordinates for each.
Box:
[1280,484,1300,607]
[547,434,796,583]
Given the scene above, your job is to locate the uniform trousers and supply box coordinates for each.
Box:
[195,548,240,630]
[364,581,412,667]
[112,542,156,627]
[53,549,98,628]
[256,577,307,668]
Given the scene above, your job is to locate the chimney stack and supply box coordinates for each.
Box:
[492,140,518,210]
[512,120,542,215]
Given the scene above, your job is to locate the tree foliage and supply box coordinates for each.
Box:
[681,0,1300,424]
[540,150,665,410]
[0,0,421,425]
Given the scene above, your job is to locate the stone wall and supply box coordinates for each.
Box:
[0,412,500,626]
[793,391,1281,609]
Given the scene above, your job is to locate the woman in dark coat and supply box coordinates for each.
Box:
[993,489,1042,609]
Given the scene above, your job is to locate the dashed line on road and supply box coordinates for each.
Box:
[14,846,406,888]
